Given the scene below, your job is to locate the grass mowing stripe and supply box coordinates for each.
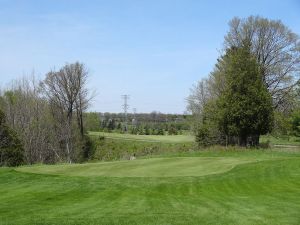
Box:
[1,152,300,225]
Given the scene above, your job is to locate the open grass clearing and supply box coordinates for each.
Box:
[89,132,300,146]
[88,131,194,143]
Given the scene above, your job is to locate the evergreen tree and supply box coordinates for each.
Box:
[107,118,116,131]
[0,109,24,166]
[218,44,274,146]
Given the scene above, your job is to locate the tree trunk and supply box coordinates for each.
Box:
[239,135,247,147]
[253,134,259,146]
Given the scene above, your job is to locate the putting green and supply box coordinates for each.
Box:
[17,157,261,177]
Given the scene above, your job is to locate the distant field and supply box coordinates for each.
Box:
[89,132,300,146]
[1,150,300,225]
[89,131,195,143]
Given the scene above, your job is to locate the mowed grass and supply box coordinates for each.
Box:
[1,150,300,225]
[88,131,195,143]
[17,157,260,177]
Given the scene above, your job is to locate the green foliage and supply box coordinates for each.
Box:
[195,99,225,146]
[156,127,164,135]
[144,125,150,135]
[84,112,101,131]
[260,134,300,146]
[291,110,300,137]
[195,45,274,147]
[218,45,274,145]
[0,109,24,167]
[90,135,195,161]
[195,124,210,146]
[195,123,223,147]
[167,124,178,135]
[92,112,191,136]
[272,111,293,137]
[3,90,17,105]
[76,135,95,162]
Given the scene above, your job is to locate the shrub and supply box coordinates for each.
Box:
[0,110,24,166]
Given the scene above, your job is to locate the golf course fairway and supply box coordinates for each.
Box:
[1,152,300,225]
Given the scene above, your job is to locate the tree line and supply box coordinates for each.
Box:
[0,62,93,166]
[85,112,191,135]
[187,16,300,146]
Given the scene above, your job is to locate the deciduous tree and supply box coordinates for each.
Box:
[224,16,300,111]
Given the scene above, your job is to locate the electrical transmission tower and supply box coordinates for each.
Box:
[121,95,130,131]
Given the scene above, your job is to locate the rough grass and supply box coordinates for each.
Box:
[261,134,300,146]
[89,134,196,161]
[88,132,300,162]
[1,150,300,225]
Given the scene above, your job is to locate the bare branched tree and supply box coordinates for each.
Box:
[42,62,91,163]
[1,75,59,164]
[186,79,210,116]
[224,16,300,110]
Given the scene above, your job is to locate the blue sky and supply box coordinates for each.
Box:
[0,0,299,113]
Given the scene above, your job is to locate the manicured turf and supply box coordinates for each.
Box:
[89,131,195,143]
[1,150,300,225]
[16,157,259,177]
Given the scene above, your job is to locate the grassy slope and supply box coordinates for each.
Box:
[89,132,196,161]
[1,151,300,225]
[88,132,300,162]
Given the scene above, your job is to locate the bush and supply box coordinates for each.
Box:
[291,110,300,137]
[195,125,210,147]
[195,120,225,147]
[168,125,178,135]
[81,135,95,160]
[0,110,24,166]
